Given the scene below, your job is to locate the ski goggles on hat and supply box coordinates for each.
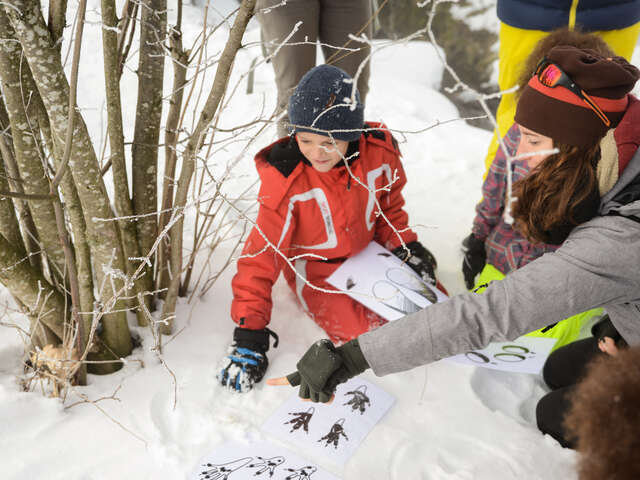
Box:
[535,58,611,127]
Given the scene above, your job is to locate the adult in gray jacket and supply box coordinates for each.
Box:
[268,46,640,448]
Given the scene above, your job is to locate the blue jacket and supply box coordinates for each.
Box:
[497,0,640,31]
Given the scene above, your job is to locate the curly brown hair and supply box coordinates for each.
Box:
[515,28,616,99]
[511,142,601,244]
[565,346,640,480]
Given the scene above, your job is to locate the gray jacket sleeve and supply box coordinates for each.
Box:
[359,215,640,376]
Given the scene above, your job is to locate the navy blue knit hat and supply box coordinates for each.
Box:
[288,65,364,141]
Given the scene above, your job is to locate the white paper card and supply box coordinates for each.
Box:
[262,377,395,466]
[190,440,340,479]
[326,241,447,321]
[444,336,558,374]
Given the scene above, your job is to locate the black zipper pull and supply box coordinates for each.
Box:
[347,175,351,190]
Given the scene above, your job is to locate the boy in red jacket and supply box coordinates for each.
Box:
[218,65,441,392]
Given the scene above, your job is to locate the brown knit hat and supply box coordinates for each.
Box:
[515,46,640,146]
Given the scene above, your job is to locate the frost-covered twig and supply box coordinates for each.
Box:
[65,386,148,446]
[137,292,178,410]
[423,0,519,223]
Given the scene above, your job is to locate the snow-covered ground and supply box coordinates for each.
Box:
[2,2,639,479]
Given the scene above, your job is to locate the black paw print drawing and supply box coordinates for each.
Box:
[346,276,356,289]
[318,418,348,449]
[285,465,317,479]
[343,385,371,414]
[247,456,285,477]
[284,407,315,433]
[200,457,252,479]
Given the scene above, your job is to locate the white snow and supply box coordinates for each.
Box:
[2,1,636,479]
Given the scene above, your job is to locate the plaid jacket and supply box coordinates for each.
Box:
[472,123,558,275]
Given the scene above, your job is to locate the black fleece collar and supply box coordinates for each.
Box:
[545,184,601,245]
[266,136,360,177]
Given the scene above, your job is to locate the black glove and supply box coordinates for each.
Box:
[286,339,369,403]
[392,241,437,285]
[461,233,486,290]
[591,315,628,348]
[218,326,279,392]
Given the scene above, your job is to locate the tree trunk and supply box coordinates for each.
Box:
[161,0,257,331]
[101,0,148,326]
[12,52,95,337]
[0,234,67,339]
[47,0,67,57]
[157,24,188,295]
[38,109,95,329]
[0,112,42,271]
[0,10,67,282]
[4,0,132,361]
[0,156,25,255]
[132,0,166,311]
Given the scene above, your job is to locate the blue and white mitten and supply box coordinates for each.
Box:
[217,326,278,392]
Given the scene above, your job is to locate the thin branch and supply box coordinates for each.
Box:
[0,190,55,200]
[65,387,148,446]
[51,0,87,189]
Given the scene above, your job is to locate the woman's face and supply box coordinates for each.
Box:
[296,132,349,173]
[516,126,554,169]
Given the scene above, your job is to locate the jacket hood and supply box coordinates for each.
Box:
[613,95,640,173]
[599,95,640,218]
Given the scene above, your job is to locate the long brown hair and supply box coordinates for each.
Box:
[512,142,601,244]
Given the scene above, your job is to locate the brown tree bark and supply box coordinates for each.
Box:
[101,0,148,326]
[157,20,188,296]
[132,0,166,311]
[4,0,132,363]
[0,154,25,255]
[47,0,67,57]
[0,11,67,281]
[0,112,42,271]
[0,234,66,340]
[161,0,257,332]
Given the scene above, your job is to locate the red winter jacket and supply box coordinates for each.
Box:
[231,123,418,329]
